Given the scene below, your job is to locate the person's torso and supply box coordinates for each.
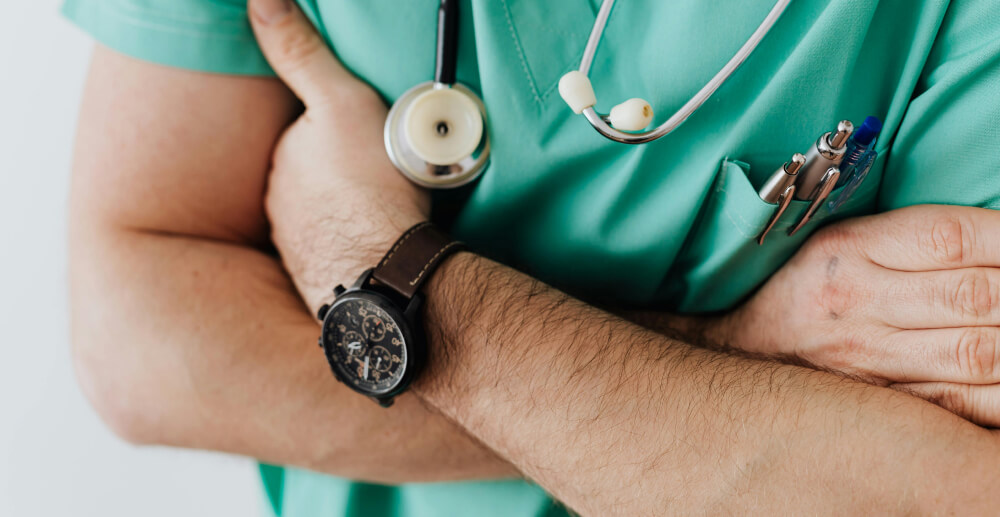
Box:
[272,0,996,514]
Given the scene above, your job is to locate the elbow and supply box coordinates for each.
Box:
[71,329,161,446]
[68,217,168,446]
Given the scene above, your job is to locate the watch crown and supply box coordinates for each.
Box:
[317,304,330,321]
[317,337,323,349]
[333,285,346,297]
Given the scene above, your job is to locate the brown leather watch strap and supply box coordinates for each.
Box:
[371,222,465,300]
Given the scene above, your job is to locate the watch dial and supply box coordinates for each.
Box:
[324,296,407,394]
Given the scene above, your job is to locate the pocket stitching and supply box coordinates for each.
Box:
[718,158,766,238]
[499,0,543,105]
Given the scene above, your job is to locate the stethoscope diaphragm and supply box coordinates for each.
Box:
[384,82,489,189]
[383,0,490,190]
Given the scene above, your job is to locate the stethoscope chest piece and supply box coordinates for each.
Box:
[384,81,489,189]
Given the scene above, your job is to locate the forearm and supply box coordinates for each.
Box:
[69,224,515,483]
[415,252,1000,515]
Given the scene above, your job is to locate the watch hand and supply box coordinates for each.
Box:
[363,356,370,379]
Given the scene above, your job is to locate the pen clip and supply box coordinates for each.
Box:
[788,166,840,237]
[756,184,796,245]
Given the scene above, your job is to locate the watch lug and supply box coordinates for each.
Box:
[376,397,395,408]
[317,304,330,321]
[404,292,425,321]
[352,268,376,290]
[333,285,346,297]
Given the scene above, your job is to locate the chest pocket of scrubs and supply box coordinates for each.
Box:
[665,152,887,313]
[499,0,596,103]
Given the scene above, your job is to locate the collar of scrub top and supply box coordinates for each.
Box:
[558,0,792,144]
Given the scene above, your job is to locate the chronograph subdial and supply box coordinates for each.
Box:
[341,330,367,359]
[322,292,411,399]
[369,346,393,373]
[362,314,388,341]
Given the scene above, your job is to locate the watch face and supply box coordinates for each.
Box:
[322,293,409,395]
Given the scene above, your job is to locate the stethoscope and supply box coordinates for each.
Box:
[385,0,792,189]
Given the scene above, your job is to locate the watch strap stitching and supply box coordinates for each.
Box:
[377,222,432,271]
[408,241,465,286]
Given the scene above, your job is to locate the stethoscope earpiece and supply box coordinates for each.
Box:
[558,71,654,132]
[608,98,654,132]
[561,0,791,144]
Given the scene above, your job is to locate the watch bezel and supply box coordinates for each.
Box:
[320,288,425,403]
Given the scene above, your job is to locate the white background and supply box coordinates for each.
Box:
[0,2,261,516]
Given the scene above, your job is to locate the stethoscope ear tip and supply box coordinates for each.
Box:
[609,98,654,132]
[559,71,654,133]
[558,71,597,114]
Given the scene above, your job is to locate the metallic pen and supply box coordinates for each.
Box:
[759,153,806,203]
[794,120,853,200]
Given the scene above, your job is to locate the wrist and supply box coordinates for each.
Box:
[291,211,427,313]
[411,251,489,410]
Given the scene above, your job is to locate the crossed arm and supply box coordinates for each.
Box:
[68,47,513,483]
[71,25,1000,517]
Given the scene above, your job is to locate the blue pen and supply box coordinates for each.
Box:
[829,116,882,211]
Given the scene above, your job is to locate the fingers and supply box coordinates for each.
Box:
[248,0,359,109]
[875,267,1000,328]
[892,382,1000,428]
[873,327,1000,384]
[840,205,1000,272]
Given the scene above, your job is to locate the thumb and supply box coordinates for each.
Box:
[248,0,357,109]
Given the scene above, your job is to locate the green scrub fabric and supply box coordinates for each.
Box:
[64,0,1000,515]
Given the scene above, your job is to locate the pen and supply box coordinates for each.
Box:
[759,153,806,203]
[828,116,882,212]
[788,166,840,236]
[834,116,882,188]
[794,120,852,200]
[756,153,805,245]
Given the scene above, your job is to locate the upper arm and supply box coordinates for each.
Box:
[71,45,299,245]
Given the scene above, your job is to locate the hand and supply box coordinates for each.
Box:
[249,0,429,310]
[699,205,1000,426]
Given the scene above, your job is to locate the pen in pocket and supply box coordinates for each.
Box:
[794,120,853,200]
[828,116,882,212]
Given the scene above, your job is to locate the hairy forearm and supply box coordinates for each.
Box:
[415,252,1000,515]
[69,46,515,484]
[69,224,515,483]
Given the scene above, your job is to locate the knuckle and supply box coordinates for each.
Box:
[944,270,998,318]
[277,28,326,71]
[924,214,975,267]
[820,330,868,372]
[955,328,999,381]
[934,384,972,417]
[817,279,856,319]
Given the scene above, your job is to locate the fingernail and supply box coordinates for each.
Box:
[251,0,292,25]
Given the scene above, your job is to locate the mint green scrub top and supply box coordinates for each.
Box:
[64,0,1000,515]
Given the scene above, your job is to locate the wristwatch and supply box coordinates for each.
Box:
[316,222,465,407]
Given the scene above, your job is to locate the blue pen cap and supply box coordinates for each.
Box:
[853,116,883,146]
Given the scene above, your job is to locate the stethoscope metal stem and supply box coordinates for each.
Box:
[578,0,793,144]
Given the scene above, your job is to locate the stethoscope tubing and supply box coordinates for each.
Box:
[435,0,460,85]
[578,0,793,144]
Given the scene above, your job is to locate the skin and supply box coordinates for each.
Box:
[641,205,1000,426]
[248,3,1000,514]
[68,0,1000,513]
[68,46,514,483]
